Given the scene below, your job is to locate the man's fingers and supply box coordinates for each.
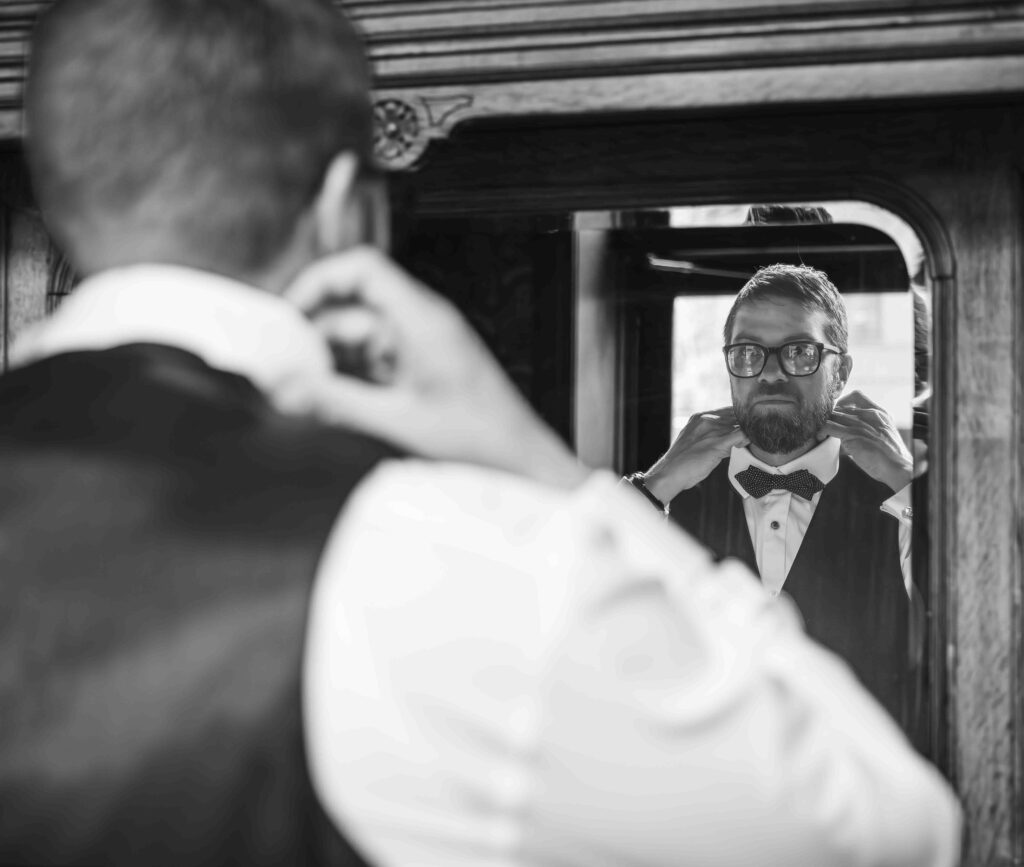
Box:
[817,418,861,442]
[285,246,448,324]
[836,390,891,421]
[311,307,400,384]
[829,408,881,434]
[835,404,888,423]
[840,388,884,408]
[725,426,750,447]
[284,246,380,311]
[700,405,737,418]
[312,306,379,345]
[272,372,408,446]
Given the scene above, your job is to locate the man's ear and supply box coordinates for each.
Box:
[313,152,360,254]
[837,353,853,388]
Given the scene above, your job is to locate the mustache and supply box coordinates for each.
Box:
[750,383,800,399]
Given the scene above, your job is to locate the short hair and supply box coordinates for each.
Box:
[25,0,374,274]
[723,263,849,352]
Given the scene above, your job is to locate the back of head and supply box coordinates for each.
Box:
[25,0,373,278]
[723,263,849,351]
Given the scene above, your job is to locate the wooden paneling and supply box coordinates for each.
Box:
[349,0,1024,85]
[1,205,55,366]
[0,2,33,122]
[923,126,1021,867]
[0,149,60,368]
[1,2,1023,166]
[573,227,619,469]
[359,0,1024,168]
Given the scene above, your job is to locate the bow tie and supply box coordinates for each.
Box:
[734,465,825,501]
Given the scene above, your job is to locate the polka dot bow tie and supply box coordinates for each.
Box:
[734,465,825,501]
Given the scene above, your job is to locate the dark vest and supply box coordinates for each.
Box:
[669,457,913,726]
[0,343,398,866]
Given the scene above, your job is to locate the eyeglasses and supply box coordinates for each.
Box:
[723,341,842,378]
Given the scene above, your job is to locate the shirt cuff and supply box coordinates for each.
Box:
[880,484,913,525]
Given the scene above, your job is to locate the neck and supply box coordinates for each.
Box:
[69,218,315,296]
[748,438,819,467]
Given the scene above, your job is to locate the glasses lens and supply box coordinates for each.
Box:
[780,342,821,376]
[727,344,766,377]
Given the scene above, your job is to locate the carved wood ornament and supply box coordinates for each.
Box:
[350,0,1024,169]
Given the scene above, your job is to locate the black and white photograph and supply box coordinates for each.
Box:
[0,2,1021,865]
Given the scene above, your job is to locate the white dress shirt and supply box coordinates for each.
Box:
[727,441,913,596]
[12,264,961,867]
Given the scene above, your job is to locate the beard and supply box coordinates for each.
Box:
[734,375,841,455]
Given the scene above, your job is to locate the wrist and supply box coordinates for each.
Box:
[624,472,667,511]
[643,465,684,504]
[880,459,913,494]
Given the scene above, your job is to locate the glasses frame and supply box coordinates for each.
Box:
[722,340,843,378]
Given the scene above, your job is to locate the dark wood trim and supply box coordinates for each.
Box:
[1013,167,1024,867]
[0,202,7,370]
[410,173,958,276]
[2,3,1023,167]
[349,0,1024,82]
[359,1,1024,168]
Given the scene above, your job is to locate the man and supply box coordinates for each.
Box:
[0,1,959,865]
[629,264,919,724]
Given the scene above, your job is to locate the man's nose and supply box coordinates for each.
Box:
[758,351,789,382]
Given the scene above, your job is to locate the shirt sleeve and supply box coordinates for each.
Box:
[881,484,913,588]
[303,460,961,867]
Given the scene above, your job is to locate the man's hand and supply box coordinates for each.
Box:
[818,389,913,493]
[644,407,750,504]
[274,247,588,490]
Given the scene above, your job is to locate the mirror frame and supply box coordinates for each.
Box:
[389,110,1022,865]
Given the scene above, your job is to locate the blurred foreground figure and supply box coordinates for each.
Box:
[0,1,960,865]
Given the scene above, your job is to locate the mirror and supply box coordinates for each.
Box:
[18,188,937,756]
[394,199,934,754]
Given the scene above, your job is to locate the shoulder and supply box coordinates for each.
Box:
[337,461,718,595]
[341,458,581,562]
[669,456,732,507]
[834,454,898,502]
[353,459,570,518]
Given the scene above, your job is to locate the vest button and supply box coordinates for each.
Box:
[770,520,780,530]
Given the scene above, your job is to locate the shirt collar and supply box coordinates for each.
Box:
[9,264,334,395]
[727,436,841,499]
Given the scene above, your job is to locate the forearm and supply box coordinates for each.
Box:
[642,455,691,503]
[512,426,591,491]
[312,468,960,867]
[542,480,961,867]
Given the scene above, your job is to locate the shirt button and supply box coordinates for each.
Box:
[770,520,780,530]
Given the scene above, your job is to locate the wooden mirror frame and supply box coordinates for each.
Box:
[0,2,1021,864]
[392,107,1022,867]
[354,6,1023,863]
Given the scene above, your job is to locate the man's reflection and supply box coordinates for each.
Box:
[626,264,921,729]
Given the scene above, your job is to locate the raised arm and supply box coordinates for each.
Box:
[305,466,961,867]
[640,407,750,504]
